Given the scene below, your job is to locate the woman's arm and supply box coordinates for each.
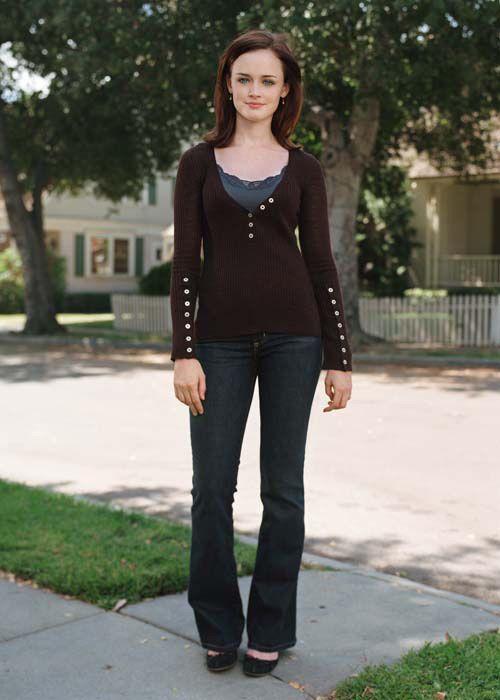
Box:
[298,154,353,372]
[169,147,203,363]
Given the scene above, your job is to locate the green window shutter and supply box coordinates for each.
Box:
[135,236,144,277]
[74,233,85,276]
[147,175,157,205]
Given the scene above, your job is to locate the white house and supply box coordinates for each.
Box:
[0,172,175,293]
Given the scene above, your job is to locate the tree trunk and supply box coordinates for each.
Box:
[0,103,65,334]
[312,96,388,350]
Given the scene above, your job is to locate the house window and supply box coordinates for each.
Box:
[148,175,157,206]
[91,237,111,275]
[114,238,130,273]
[88,234,133,276]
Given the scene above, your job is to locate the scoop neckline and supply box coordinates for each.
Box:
[216,162,287,188]
[209,144,292,179]
[208,143,295,215]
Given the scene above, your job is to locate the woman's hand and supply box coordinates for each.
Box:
[173,359,206,416]
[323,369,352,412]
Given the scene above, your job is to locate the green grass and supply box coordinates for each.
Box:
[334,630,500,700]
[0,313,169,342]
[60,313,168,342]
[0,479,257,610]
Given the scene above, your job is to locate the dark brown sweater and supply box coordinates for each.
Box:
[169,141,352,371]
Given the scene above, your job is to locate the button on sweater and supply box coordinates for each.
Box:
[169,141,352,371]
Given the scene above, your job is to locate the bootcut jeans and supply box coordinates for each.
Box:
[188,331,323,652]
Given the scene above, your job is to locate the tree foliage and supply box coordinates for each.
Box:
[1,1,499,336]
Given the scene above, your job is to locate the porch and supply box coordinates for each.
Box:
[437,254,500,287]
[410,175,500,288]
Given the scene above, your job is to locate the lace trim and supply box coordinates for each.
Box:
[217,163,286,189]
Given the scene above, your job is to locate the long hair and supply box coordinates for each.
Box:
[203,29,304,151]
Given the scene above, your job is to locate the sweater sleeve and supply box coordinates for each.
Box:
[298,155,353,372]
[169,147,203,362]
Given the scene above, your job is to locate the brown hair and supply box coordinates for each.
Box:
[203,29,304,151]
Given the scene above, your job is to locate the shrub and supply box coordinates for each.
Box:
[0,248,24,313]
[138,261,171,295]
[0,246,67,313]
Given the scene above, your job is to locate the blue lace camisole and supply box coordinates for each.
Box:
[216,163,286,213]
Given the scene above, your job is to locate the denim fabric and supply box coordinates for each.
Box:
[188,331,323,652]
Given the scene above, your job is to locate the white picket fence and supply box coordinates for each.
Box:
[360,294,500,346]
[112,294,171,334]
[112,293,500,346]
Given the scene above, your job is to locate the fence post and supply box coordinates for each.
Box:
[491,295,500,345]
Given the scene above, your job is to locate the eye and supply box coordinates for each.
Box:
[237,78,275,86]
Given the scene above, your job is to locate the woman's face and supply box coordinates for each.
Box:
[226,48,289,122]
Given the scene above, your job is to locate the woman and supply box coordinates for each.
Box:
[170,28,352,677]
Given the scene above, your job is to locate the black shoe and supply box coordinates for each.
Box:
[242,651,279,677]
[206,648,238,672]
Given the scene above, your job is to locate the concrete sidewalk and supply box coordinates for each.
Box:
[2,545,499,700]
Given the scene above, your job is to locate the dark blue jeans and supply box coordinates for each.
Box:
[188,331,323,652]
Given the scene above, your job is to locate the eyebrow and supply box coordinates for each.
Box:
[235,72,278,78]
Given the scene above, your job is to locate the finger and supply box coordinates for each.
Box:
[339,390,350,408]
[174,386,184,404]
[199,375,206,401]
[331,389,346,410]
[187,385,204,415]
[176,386,190,408]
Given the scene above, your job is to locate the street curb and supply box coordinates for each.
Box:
[1,332,500,368]
[0,332,167,351]
[235,531,500,619]
[353,352,500,369]
[68,492,500,620]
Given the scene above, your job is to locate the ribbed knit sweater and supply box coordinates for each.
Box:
[169,141,353,371]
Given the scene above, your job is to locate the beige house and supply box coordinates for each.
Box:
[402,131,500,288]
[0,173,175,293]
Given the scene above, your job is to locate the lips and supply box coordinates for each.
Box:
[246,103,264,106]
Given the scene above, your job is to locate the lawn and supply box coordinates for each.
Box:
[0,479,257,610]
[334,630,500,699]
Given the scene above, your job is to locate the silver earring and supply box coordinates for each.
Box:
[229,93,232,101]
[281,97,285,105]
